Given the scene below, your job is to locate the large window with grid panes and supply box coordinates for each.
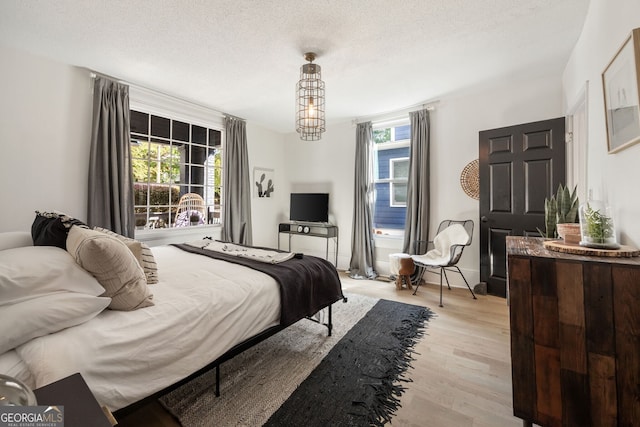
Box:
[130,110,223,230]
[373,122,410,236]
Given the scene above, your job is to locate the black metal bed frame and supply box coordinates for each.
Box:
[114,297,347,419]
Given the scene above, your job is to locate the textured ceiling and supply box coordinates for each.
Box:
[0,0,589,133]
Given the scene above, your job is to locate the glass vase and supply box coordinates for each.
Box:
[0,374,37,406]
[578,200,619,249]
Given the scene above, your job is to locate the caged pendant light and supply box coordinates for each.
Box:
[296,52,325,141]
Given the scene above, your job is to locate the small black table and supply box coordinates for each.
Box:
[33,373,114,427]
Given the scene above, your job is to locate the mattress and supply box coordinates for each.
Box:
[15,245,280,410]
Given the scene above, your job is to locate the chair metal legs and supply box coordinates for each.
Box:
[412,266,445,307]
[411,266,426,296]
[445,266,477,301]
[439,269,444,307]
[412,264,477,307]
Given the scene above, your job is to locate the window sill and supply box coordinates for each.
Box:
[373,229,404,238]
[135,224,222,247]
[373,233,405,250]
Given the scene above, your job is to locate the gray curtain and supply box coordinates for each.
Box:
[403,109,431,254]
[222,116,252,245]
[349,122,377,279]
[87,77,135,237]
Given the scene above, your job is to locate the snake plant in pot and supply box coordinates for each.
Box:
[539,184,580,242]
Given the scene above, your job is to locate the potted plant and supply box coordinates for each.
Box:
[554,184,581,243]
[539,194,558,238]
[539,184,580,242]
[579,201,619,249]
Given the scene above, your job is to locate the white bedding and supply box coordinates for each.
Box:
[15,245,280,411]
[0,350,35,389]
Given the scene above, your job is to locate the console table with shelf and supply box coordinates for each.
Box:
[278,222,338,266]
[506,236,640,427]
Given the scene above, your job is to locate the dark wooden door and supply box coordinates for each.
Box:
[479,117,565,297]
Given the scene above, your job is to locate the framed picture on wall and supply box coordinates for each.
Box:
[602,27,640,153]
[253,167,275,198]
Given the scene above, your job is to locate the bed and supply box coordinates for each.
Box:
[0,224,344,414]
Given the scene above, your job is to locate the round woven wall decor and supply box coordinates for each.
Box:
[460,159,479,200]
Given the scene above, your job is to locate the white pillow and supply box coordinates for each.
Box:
[66,226,154,311]
[0,246,106,306]
[0,232,33,251]
[93,227,159,284]
[0,292,110,354]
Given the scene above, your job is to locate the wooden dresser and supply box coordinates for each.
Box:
[506,236,639,427]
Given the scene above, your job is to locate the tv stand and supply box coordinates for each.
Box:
[278,222,338,266]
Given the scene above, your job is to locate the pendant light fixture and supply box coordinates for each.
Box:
[296,52,325,141]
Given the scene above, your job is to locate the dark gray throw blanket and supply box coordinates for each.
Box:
[172,243,344,327]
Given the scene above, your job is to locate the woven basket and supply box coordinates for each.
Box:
[460,159,479,200]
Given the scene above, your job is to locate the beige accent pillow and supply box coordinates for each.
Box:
[66,226,154,311]
[93,227,159,284]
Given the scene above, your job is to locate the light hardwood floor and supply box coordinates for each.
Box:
[340,274,522,427]
[118,274,522,427]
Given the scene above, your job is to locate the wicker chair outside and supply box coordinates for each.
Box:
[174,193,207,226]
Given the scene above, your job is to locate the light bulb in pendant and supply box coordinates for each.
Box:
[308,96,315,117]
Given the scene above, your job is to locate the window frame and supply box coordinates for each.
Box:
[372,119,411,234]
[129,86,225,233]
[389,156,409,207]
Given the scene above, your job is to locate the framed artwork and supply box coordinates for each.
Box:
[602,28,640,153]
[253,167,275,198]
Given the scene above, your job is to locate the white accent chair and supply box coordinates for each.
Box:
[411,219,476,307]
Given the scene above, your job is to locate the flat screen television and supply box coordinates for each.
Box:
[290,193,329,223]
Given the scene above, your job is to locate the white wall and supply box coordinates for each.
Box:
[430,71,564,286]
[282,121,356,267]
[0,43,93,232]
[7,26,619,288]
[282,69,564,286]
[247,122,289,248]
[0,44,288,247]
[563,0,640,247]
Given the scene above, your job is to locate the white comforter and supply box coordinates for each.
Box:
[14,245,280,411]
[0,350,34,388]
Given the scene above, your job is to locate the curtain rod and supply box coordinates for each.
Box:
[224,113,246,122]
[87,68,242,121]
[354,99,439,125]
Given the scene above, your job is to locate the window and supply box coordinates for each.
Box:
[390,157,409,206]
[130,110,223,229]
[372,122,410,233]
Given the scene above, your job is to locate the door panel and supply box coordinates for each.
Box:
[489,228,510,280]
[479,117,565,297]
[490,163,512,212]
[525,160,551,213]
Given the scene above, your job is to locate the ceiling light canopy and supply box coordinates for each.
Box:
[296,52,325,141]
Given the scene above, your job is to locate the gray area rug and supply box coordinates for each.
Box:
[159,294,432,426]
